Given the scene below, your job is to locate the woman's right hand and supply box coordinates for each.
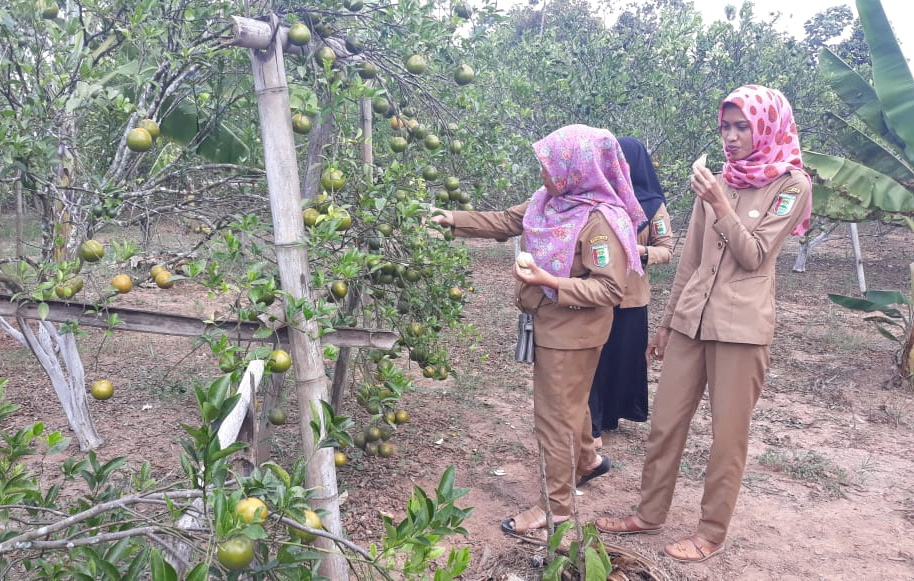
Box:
[646,327,671,364]
[428,207,453,226]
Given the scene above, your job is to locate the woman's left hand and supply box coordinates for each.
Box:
[690,166,732,219]
[514,261,558,289]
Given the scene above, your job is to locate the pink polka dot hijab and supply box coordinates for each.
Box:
[523,125,646,301]
[719,85,812,235]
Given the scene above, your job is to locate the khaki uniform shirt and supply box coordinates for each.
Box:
[452,202,629,350]
[660,171,811,345]
[621,203,674,308]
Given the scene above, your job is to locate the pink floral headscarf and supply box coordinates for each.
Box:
[719,85,812,236]
[523,125,646,301]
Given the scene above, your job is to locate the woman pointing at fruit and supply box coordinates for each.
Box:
[596,85,812,563]
[430,125,646,536]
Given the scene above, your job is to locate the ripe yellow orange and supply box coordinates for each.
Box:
[288,509,322,542]
[330,281,349,299]
[378,442,395,458]
[111,274,132,293]
[235,497,268,524]
[90,380,114,400]
[126,127,153,152]
[394,409,410,424]
[154,270,174,289]
[79,239,105,262]
[390,116,405,130]
[150,264,167,278]
[334,451,347,467]
[447,286,464,301]
[138,118,160,140]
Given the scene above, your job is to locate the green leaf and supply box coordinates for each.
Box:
[149,551,178,581]
[857,0,914,160]
[37,302,49,321]
[823,113,914,181]
[542,555,570,581]
[185,563,209,581]
[805,151,914,213]
[866,290,910,307]
[818,47,895,146]
[584,545,608,581]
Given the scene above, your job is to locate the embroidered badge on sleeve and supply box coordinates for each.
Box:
[591,243,610,268]
[652,219,668,237]
[772,192,798,216]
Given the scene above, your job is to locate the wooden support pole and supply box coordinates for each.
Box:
[849,222,867,295]
[0,294,396,350]
[240,14,346,579]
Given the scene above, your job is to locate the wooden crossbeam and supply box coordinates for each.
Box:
[0,294,396,350]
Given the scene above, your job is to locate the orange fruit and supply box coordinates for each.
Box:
[405,54,428,74]
[138,118,160,140]
[79,240,104,262]
[90,380,114,400]
[111,274,132,293]
[288,22,311,45]
[330,281,348,299]
[126,127,153,152]
[334,451,347,467]
[268,408,287,425]
[394,409,410,424]
[288,509,322,542]
[216,535,254,571]
[267,349,292,373]
[235,497,268,524]
[454,64,475,85]
[154,270,174,289]
[292,113,312,134]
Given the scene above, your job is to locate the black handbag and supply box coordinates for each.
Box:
[514,313,534,363]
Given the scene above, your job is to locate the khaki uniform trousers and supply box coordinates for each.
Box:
[533,345,602,518]
[637,330,769,544]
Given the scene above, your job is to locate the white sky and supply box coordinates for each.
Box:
[690,0,914,60]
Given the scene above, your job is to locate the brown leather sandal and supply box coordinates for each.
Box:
[663,535,725,562]
[594,515,662,535]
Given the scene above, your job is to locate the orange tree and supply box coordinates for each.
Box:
[0,0,499,576]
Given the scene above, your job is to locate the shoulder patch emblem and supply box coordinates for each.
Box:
[591,243,610,268]
[772,192,798,216]
[589,235,608,244]
[652,219,668,237]
[780,186,801,194]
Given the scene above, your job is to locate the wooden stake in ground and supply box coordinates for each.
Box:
[231,14,346,580]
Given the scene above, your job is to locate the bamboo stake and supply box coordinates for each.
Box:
[240,14,345,579]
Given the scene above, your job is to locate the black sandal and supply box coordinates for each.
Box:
[576,455,611,487]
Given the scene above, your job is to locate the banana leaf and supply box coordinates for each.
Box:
[828,293,904,318]
[824,113,914,181]
[159,97,250,165]
[804,150,914,213]
[819,47,897,147]
[857,0,914,161]
[811,183,875,222]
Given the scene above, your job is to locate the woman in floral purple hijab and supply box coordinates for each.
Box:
[432,125,645,535]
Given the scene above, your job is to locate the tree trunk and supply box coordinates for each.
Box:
[242,15,346,579]
[0,317,103,451]
[792,221,839,273]
[15,179,24,258]
[330,97,373,411]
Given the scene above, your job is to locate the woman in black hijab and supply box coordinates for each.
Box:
[584,137,673,456]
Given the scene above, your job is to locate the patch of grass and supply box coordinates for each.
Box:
[757,447,849,499]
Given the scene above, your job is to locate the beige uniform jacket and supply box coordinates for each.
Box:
[660,171,811,345]
[452,202,629,350]
[621,203,674,308]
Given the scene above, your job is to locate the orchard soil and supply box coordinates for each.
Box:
[3,220,914,580]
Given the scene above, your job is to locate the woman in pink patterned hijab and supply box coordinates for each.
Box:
[719,85,812,235]
[430,125,645,536]
[523,125,646,300]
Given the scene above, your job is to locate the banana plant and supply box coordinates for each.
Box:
[804,0,914,227]
[811,0,914,386]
